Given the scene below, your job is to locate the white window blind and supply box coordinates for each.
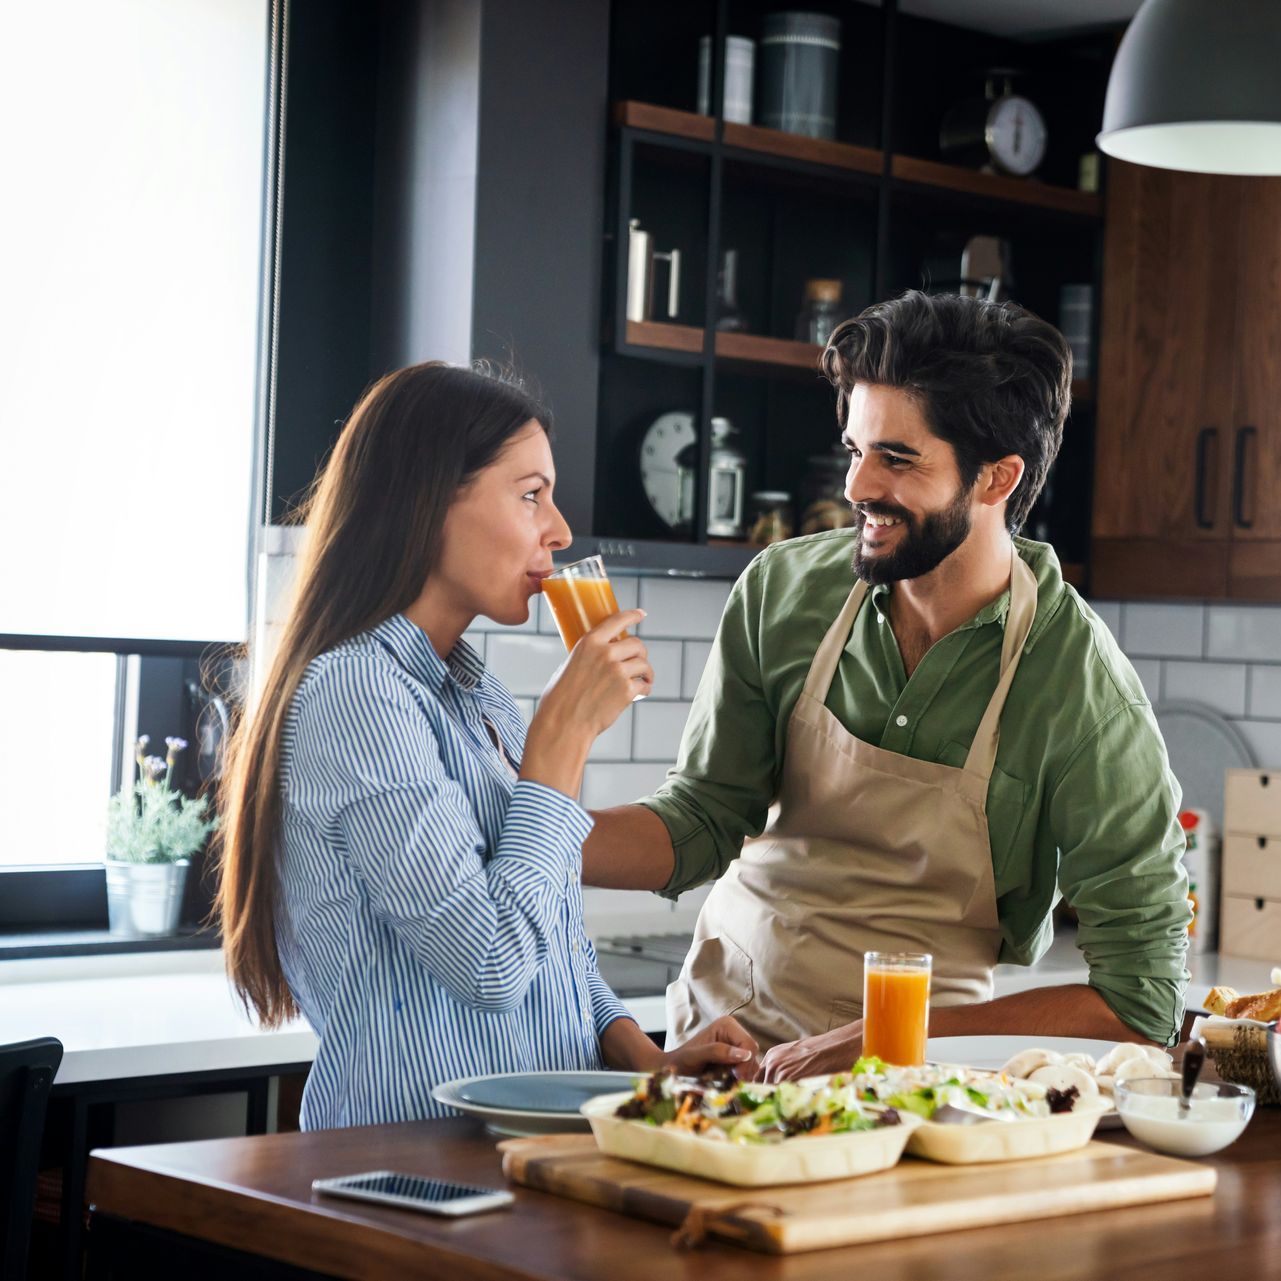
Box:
[0,0,269,643]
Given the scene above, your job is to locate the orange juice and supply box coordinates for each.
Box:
[862,965,931,1066]
[541,575,622,650]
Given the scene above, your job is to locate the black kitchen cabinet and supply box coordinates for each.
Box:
[267,0,1113,582]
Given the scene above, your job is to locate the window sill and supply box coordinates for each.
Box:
[0,926,221,961]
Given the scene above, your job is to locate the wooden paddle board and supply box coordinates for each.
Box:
[499,1135,1215,1254]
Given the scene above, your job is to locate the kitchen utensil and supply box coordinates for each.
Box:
[697,35,755,122]
[758,11,842,140]
[713,248,747,332]
[625,219,681,323]
[1180,1035,1207,1117]
[940,70,1048,176]
[500,1133,1215,1253]
[432,1071,637,1137]
[1153,700,1256,832]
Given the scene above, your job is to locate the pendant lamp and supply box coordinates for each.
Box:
[1097,0,1281,175]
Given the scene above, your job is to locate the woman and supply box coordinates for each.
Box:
[216,362,755,1129]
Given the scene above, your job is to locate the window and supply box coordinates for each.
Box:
[0,0,273,929]
[0,0,269,644]
[0,651,118,867]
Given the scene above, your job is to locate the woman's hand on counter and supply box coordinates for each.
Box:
[756,1020,864,1083]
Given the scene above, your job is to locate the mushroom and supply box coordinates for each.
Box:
[1028,1063,1100,1098]
[1000,1049,1056,1079]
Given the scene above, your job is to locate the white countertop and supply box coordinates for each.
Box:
[2,939,1274,1086]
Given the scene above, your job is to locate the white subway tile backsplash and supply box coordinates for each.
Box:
[484,633,567,696]
[633,701,694,761]
[645,640,684,700]
[590,707,634,762]
[638,578,732,640]
[1234,719,1281,768]
[682,641,714,700]
[1249,666,1281,718]
[1130,658,1162,701]
[1162,661,1247,716]
[581,761,674,810]
[1121,602,1205,658]
[1087,600,1122,638]
[1207,605,1281,662]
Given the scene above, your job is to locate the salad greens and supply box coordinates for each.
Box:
[613,1058,1080,1145]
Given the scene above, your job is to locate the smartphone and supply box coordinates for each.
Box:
[311,1170,514,1217]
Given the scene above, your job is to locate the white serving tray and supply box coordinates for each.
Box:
[580,1091,923,1187]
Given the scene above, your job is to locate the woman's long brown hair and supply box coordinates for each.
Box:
[216,362,549,1026]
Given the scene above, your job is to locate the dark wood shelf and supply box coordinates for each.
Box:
[623,320,823,373]
[615,101,1100,217]
[891,154,1102,218]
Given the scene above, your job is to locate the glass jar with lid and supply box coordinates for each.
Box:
[747,491,794,545]
[799,443,855,535]
[795,278,844,347]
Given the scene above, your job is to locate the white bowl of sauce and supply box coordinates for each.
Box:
[1114,1078,1255,1157]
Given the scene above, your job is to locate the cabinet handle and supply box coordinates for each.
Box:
[1233,425,1257,529]
[1195,427,1217,529]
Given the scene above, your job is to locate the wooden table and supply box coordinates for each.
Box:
[85,1111,1281,1280]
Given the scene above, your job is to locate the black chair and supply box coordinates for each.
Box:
[1,1038,63,1281]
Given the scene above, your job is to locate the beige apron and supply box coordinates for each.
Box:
[667,549,1039,1051]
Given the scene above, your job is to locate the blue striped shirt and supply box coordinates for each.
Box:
[276,613,632,1129]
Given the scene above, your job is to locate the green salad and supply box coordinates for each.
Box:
[612,1058,1080,1145]
[612,1068,903,1144]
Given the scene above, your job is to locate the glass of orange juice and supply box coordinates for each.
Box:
[862,951,932,1066]
[540,555,625,651]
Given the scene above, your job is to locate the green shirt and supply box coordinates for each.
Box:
[641,533,1191,1046]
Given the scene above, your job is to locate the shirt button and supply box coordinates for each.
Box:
[895,714,908,727]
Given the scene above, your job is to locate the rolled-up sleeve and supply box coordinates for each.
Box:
[584,942,632,1037]
[293,657,594,1014]
[1051,701,1191,1046]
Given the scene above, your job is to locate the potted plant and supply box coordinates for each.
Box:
[104,735,218,937]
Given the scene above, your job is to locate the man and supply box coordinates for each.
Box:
[583,290,1191,1081]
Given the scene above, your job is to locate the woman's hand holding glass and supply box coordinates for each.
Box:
[519,610,652,797]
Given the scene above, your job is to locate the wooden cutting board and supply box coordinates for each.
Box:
[499,1135,1216,1255]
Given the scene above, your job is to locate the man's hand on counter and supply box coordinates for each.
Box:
[756,1020,865,1083]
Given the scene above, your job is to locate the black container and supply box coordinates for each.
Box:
[758,11,842,140]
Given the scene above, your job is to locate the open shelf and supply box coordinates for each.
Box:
[623,321,823,372]
[890,154,1101,219]
[615,101,1100,217]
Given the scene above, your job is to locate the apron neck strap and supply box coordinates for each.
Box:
[803,546,1039,783]
[803,577,870,701]
[963,547,1039,780]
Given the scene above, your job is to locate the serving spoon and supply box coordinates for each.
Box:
[1179,1035,1207,1117]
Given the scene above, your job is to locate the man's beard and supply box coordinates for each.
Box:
[852,483,974,585]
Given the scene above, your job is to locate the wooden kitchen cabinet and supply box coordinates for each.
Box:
[1092,160,1281,600]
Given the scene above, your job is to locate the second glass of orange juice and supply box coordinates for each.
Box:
[861,951,932,1066]
[540,555,624,650]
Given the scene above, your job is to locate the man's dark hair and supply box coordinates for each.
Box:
[820,290,1073,533]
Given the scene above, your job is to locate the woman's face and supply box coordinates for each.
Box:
[435,420,571,628]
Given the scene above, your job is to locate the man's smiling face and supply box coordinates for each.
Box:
[841,383,977,586]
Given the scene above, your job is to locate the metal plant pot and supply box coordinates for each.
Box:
[105,859,190,937]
